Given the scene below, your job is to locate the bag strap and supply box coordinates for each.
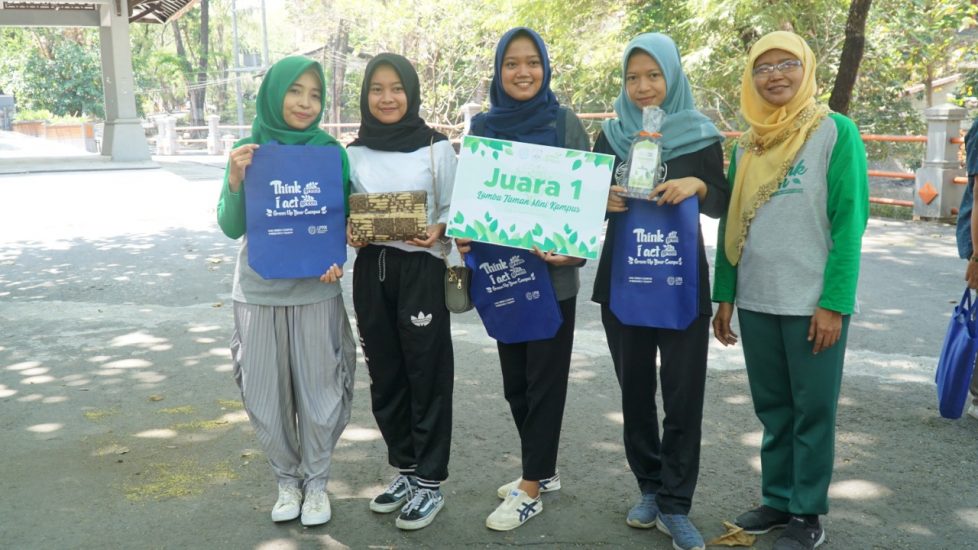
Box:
[429,137,455,268]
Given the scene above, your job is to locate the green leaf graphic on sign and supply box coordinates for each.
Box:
[453,211,464,224]
[484,212,492,222]
[492,151,499,160]
[509,224,517,232]
[489,219,498,232]
[571,159,582,171]
[532,224,543,236]
[564,223,572,233]
[590,236,597,245]
[569,231,578,244]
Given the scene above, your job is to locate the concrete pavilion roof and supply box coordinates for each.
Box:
[0,0,199,24]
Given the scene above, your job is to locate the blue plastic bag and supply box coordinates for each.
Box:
[936,288,978,419]
[609,197,699,330]
[244,143,347,279]
[464,242,563,344]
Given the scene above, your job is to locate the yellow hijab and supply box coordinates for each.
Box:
[724,31,830,265]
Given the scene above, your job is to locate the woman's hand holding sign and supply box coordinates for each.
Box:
[607,185,629,213]
[532,246,584,267]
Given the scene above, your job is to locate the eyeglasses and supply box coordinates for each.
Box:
[752,59,803,77]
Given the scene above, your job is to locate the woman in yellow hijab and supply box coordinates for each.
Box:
[711,31,869,550]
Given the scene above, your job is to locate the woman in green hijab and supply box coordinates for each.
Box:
[216,56,356,528]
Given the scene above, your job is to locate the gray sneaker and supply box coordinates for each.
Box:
[656,513,706,550]
[625,493,659,528]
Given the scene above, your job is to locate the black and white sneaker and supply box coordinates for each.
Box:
[773,516,825,550]
[395,488,444,530]
[734,504,791,534]
[369,474,416,513]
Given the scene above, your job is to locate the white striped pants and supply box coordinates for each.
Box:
[231,295,356,488]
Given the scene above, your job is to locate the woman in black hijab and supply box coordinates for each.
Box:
[346,53,457,532]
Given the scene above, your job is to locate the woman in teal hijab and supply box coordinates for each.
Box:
[590,33,727,550]
[216,56,356,529]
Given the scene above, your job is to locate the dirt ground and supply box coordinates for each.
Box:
[0,159,976,549]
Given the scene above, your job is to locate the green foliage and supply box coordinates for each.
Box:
[3,29,104,118]
[0,0,974,171]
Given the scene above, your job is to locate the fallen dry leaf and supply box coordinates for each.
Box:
[706,521,756,547]
[149,395,164,402]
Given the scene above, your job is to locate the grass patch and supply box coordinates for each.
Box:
[171,419,230,431]
[870,203,913,220]
[83,408,119,422]
[124,459,236,501]
[217,399,244,410]
[159,405,195,415]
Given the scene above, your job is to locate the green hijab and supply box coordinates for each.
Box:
[230,55,349,212]
[242,56,339,146]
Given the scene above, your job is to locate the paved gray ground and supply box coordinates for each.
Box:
[1,139,977,549]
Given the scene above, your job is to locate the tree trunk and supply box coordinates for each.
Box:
[172,4,209,127]
[193,0,209,127]
[828,0,872,114]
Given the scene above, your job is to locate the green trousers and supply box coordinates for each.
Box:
[738,308,849,515]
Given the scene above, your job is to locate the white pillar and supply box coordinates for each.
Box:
[459,102,482,135]
[914,103,967,219]
[98,6,151,161]
[154,116,167,155]
[165,116,179,155]
[207,115,222,155]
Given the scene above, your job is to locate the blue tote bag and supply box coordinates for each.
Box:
[609,197,699,330]
[936,288,978,419]
[464,242,563,344]
[244,143,347,279]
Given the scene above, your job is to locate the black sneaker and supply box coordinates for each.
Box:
[773,516,825,550]
[369,474,416,513]
[734,505,791,534]
[395,488,444,530]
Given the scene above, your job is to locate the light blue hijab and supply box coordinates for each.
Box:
[601,33,722,161]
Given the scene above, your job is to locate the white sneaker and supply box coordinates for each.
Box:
[271,484,302,522]
[496,471,561,499]
[486,489,542,531]
[301,487,331,526]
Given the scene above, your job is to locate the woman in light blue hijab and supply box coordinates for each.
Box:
[590,32,728,550]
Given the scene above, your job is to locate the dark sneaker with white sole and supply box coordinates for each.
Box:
[773,516,825,550]
[734,504,791,534]
[395,488,444,530]
[369,474,416,513]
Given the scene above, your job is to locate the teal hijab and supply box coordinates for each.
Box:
[244,56,339,147]
[601,33,722,161]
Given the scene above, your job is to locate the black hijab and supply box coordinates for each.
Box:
[349,53,447,152]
